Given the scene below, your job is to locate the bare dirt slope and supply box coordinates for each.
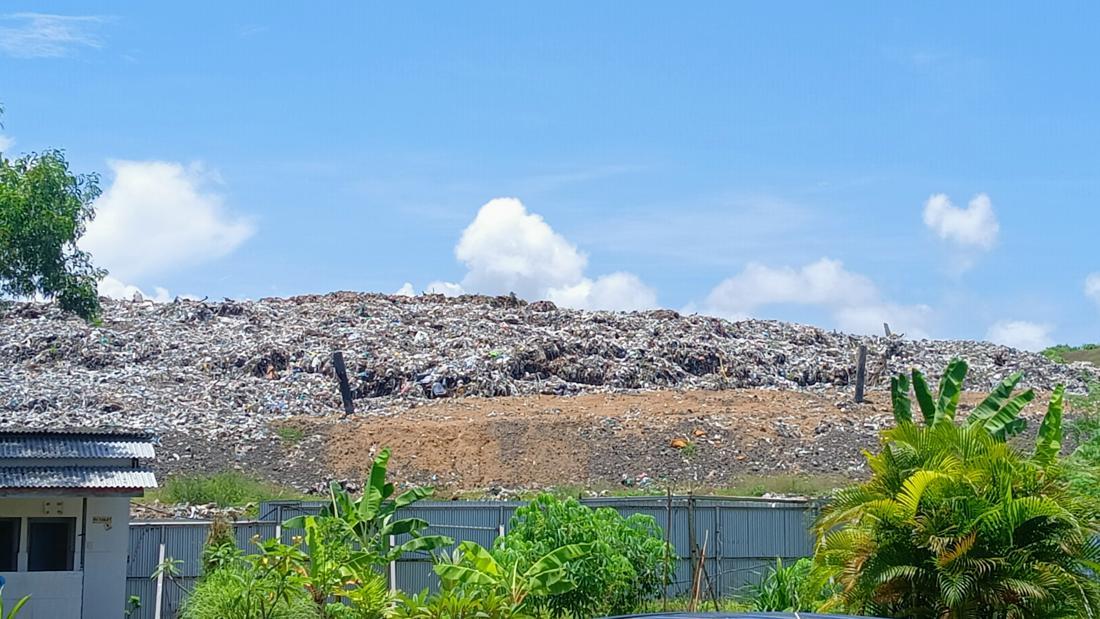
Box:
[248,388,1057,495]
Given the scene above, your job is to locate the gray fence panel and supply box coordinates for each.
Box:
[129,495,818,616]
[124,577,157,619]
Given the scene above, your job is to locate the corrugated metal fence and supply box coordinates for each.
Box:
[126,496,819,619]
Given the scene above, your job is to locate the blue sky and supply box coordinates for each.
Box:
[1,2,1098,348]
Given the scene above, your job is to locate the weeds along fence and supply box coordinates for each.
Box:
[126,495,819,619]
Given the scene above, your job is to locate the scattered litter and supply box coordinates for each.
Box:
[1,292,1095,455]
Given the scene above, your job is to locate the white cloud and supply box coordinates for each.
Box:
[81,160,254,284]
[425,281,465,297]
[97,275,171,303]
[394,282,416,297]
[455,197,586,300]
[0,134,14,153]
[985,320,1054,352]
[548,272,658,311]
[0,13,107,58]
[1086,273,1100,307]
[922,193,999,251]
[701,258,931,337]
[414,197,657,311]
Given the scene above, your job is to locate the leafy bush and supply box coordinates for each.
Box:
[180,565,318,619]
[201,513,242,574]
[1042,343,1100,364]
[156,471,302,507]
[433,540,590,616]
[744,558,832,612]
[813,360,1100,618]
[494,494,671,617]
[393,586,517,619]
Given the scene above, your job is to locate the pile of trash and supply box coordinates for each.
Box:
[1,292,1095,444]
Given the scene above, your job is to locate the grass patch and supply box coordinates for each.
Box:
[1042,344,1100,365]
[450,473,851,501]
[144,471,306,509]
[275,426,305,444]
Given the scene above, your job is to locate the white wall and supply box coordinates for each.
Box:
[0,497,84,619]
[81,497,130,619]
[0,496,131,619]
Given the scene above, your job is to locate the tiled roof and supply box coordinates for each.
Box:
[0,466,157,489]
[0,436,155,459]
[0,427,153,438]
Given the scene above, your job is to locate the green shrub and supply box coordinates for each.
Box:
[180,565,318,619]
[495,494,671,617]
[201,514,242,574]
[393,585,519,619]
[744,558,832,612]
[155,471,301,507]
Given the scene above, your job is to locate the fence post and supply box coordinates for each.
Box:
[388,535,397,593]
[153,541,166,619]
[687,492,696,598]
[663,488,672,610]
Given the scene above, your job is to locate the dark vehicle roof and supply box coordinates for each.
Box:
[605,613,882,619]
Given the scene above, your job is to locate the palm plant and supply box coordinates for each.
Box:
[814,359,1100,618]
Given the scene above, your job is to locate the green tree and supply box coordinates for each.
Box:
[0,108,104,320]
[494,494,671,618]
[813,360,1100,618]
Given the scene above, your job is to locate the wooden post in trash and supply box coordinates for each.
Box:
[332,351,355,416]
[855,344,868,403]
[883,322,892,337]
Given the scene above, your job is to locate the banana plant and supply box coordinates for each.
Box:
[890,359,1067,464]
[892,359,1030,436]
[434,540,591,611]
[284,448,453,566]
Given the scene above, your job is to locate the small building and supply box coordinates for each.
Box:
[0,428,157,619]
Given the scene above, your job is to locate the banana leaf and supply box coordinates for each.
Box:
[912,370,937,426]
[934,358,968,425]
[891,374,912,424]
[1033,385,1065,466]
[968,372,1024,426]
[982,390,1035,440]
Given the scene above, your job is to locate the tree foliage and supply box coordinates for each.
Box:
[813,360,1100,618]
[0,147,103,319]
[494,494,671,618]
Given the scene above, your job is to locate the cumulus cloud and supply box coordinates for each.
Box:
[97,276,171,303]
[0,13,107,58]
[394,282,415,297]
[83,160,254,280]
[1086,273,1100,307]
[985,320,1054,352]
[548,272,658,311]
[0,134,14,153]
[413,198,656,311]
[81,160,254,300]
[454,198,586,299]
[425,281,465,297]
[922,193,999,251]
[701,258,931,337]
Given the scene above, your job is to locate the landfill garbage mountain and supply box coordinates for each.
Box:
[2,292,1096,493]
